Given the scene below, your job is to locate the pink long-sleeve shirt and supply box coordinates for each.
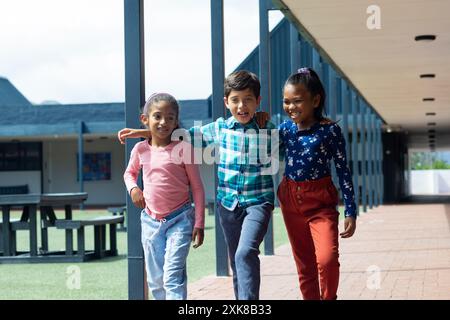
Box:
[123,140,205,229]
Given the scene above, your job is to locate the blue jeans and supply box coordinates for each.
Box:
[217,202,273,300]
[140,203,194,300]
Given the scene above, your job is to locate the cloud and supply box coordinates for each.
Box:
[0,0,282,104]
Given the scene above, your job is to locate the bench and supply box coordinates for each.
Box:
[0,218,21,255]
[55,215,124,260]
[107,206,126,231]
[0,185,29,195]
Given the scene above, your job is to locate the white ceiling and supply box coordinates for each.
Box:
[280,0,450,148]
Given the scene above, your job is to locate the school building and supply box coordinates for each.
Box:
[0,76,216,206]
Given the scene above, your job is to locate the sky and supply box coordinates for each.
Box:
[0,0,283,104]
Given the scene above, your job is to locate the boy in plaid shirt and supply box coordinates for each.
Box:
[119,70,279,300]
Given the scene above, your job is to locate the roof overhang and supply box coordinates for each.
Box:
[274,0,450,149]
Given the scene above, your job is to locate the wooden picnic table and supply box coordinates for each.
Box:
[0,193,87,263]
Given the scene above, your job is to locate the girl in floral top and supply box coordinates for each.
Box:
[277,67,357,300]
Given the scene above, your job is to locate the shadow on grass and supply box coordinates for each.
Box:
[88,254,128,263]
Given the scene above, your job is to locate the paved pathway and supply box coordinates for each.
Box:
[188,204,450,300]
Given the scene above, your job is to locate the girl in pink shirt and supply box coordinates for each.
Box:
[123,93,205,300]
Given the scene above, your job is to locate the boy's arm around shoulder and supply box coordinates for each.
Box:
[188,118,225,148]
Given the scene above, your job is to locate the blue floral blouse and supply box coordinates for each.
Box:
[279,120,357,218]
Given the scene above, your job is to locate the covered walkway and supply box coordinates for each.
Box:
[188,203,450,300]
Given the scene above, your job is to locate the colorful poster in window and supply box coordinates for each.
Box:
[77,153,111,181]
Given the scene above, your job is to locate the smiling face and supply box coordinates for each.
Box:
[283,83,321,127]
[224,88,261,124]
[140,100,178,143]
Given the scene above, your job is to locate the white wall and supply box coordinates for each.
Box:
[410,170,450,195]
[42,138,126,205]
[0,171,41,193]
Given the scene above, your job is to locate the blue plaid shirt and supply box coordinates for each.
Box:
[188,116,277,210]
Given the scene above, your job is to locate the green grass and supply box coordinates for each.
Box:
[0,208,290,300]
[0,210,129,300]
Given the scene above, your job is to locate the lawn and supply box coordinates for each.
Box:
[0,206,347,299]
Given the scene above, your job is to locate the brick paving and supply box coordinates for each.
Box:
[188,204,450,300]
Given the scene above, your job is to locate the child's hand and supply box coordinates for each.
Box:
[118,128,151,144]
[130,187,145,209]
[255,111,270,128]
[340,216,356,238]
[192,228,204,248]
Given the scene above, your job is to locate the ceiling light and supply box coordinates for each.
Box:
[423,98,435,101]
[420,74,435,78]
[415,35,436,41]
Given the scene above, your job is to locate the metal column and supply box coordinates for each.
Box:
[328,67,337,121]
[376,119,384,204]
[350,90,359,212]
[340,80,350,160]
[290,23,300,73]
[312,47,321,75]
[370,113,378,207]
[323,64,338,189]
[367,110,374,209]
[360,98,367,213]
[259,0,274,255]
[300,38,312,68]
[211,0,229,276]
[77,121,84,210]
[124,0,145,300]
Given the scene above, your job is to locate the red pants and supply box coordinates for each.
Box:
[277,176,340,300]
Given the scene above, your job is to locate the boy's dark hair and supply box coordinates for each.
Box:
[224,70,261,98]
[284,67,327,121]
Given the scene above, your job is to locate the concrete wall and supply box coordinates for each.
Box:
[42,138,126,206]
[0,171,41,193]
[410,170,450,194]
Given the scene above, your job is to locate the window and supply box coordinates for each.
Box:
[0,142,42,171]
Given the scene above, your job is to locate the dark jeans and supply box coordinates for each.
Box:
[217,202,273,300]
